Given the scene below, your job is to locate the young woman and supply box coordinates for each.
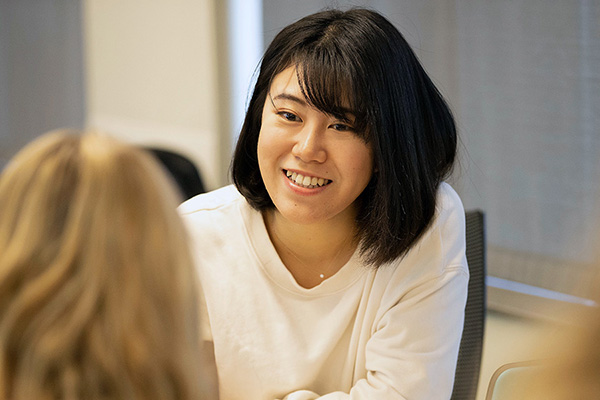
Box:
[0,131,217,400]
[180,8,468,399]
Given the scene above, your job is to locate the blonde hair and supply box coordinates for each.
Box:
[0,130,210,399]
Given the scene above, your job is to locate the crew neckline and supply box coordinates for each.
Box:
[240,201,366,296]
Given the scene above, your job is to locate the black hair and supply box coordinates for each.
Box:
[232,8,457,266]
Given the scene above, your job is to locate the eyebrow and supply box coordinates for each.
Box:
[271,92,308,106]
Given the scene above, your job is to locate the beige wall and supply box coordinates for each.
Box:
[83,0,225,190]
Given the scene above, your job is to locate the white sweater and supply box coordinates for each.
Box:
[179,183,468,400]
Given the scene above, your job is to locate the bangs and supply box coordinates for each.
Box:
[290,51,372,140]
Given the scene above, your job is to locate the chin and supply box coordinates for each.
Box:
[275,204,330,225]
[280,210,325,225]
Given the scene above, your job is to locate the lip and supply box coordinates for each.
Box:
[281,169,330,195]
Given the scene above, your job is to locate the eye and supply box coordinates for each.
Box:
[331,123,354,132]
[278,111,301,122]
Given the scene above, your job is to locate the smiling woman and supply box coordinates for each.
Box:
[258,66,373,226]
[179,7,466,400]
[257,66,374,286]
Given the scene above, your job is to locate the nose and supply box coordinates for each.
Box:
[291,125,327,163]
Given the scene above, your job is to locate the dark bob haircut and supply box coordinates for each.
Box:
[232,8,457,267]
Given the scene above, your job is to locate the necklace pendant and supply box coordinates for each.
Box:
[319,273,325,279]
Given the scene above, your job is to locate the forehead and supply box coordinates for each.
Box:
[268,65,354,113]
[268,66,311,107]
[269,66,299,93]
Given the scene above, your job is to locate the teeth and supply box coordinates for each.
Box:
[284,170,330,188]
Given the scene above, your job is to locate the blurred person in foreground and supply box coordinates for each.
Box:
[486,237,600,400]
[517,279,600,399]
[0,130,217,400]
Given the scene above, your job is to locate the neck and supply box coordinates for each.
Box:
[264,209,359,288]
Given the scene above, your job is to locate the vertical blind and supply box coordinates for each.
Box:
[450,0,600,298]
[0,0,86,168]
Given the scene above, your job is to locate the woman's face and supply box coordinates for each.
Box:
[257,66,373,226]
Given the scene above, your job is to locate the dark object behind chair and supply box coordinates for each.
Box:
[451,210,487,400]
[146,148,206,201]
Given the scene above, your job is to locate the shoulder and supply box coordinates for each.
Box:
[429,182,467,271]
[437,182,464,218]
[177,185,250,239]
[178,184,245,215]
[434,182,466,236]
[380,182,467,282]
[177,185,254,256]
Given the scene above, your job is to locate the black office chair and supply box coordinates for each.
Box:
[450,210,487,400]
[145,147,206,201]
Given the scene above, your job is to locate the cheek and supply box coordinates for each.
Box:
[257,131,282,181]
[349,146,374,180]
[257,131,271,165]
[257,134,269,176]
[257,127,288,164]
[257,105,271,164]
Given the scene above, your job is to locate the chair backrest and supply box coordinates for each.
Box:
[450,210,487,400]
[145,147,206,201]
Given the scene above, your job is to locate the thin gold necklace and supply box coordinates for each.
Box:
[270,225,354,280]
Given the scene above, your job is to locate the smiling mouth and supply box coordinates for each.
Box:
[284,169,331,189]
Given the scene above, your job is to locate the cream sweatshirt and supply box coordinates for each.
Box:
[179,183,468,400]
